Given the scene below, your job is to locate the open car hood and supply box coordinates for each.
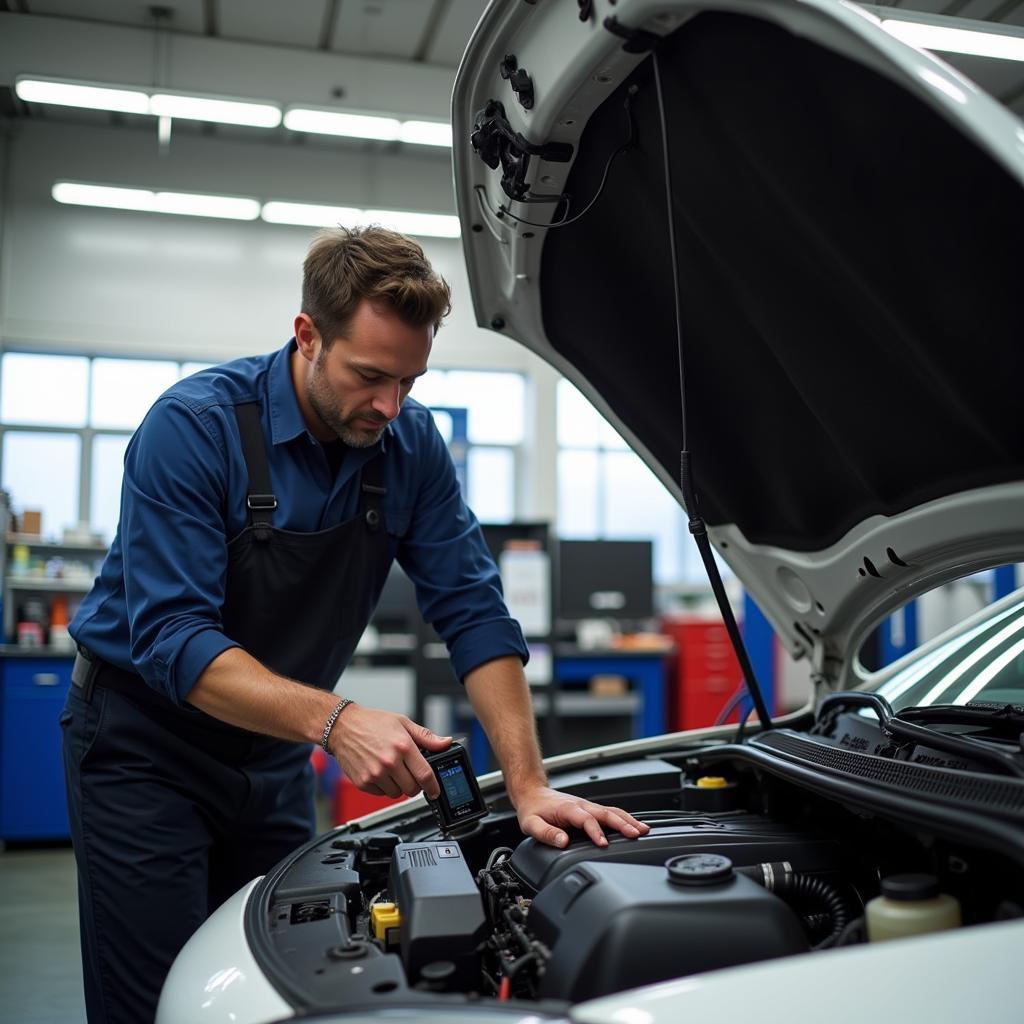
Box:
[452,0,1024,684]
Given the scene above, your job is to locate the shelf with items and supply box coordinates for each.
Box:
[6,577,95,592]
[3,536,104,651]
[6,532,108,553]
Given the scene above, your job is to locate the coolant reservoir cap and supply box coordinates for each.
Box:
[666,853,734,885]
[880,873,941,901]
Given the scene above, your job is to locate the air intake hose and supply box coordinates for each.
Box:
[738,862,854,949]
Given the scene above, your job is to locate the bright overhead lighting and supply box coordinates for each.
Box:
[399,120,453,148]
[52,182,156,212]
[15,77,149,114]
[261,201,364,227]
[364,209,461,239]
[52,182,260,221]
[284,108,401,140]
[51,182,455,236]
[261,201,460,238]
[149,93,282,128]
[284,108,452,147]
[152,192,261,220]
[882,19,1024,62]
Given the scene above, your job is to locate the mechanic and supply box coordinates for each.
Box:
[61,225,649,1024]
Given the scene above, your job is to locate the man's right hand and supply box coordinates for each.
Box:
[329,704,452,799]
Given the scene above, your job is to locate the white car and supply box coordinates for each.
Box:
[158,1,1024,1021]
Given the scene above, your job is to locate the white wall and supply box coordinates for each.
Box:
[0,117,559,517]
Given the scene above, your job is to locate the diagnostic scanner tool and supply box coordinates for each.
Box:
[422,742,488,835]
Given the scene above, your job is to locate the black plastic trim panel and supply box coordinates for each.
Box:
[751,730,1024,818]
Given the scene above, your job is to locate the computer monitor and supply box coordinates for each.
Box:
[556,539,654,625]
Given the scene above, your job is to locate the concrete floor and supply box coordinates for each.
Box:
[0,796,335,1023]
[0,844,86,1024]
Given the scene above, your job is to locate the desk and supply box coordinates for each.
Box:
[553,645,669,738]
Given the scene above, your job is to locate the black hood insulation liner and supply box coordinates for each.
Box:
[540,11,1024,554]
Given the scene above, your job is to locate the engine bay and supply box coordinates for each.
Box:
[245,739,1024,1016]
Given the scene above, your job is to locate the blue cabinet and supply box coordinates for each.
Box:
[0,655,72,841]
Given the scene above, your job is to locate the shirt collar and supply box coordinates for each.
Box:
[267,337,392,453]
[267,338,307,446]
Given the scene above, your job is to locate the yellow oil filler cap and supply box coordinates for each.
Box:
[371,902,402,944]
[696,776,728,789]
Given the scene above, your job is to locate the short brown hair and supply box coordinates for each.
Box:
[302,225,452,345]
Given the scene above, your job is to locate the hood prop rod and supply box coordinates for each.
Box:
[652,48,773,735]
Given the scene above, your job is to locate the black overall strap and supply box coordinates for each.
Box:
[359,452,387,533]
[234,402,277,541]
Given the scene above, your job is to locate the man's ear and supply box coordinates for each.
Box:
[294,313,320,362]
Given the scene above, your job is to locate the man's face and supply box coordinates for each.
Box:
[305,299,433,448]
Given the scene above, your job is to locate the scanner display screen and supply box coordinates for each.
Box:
[439,762,474,811]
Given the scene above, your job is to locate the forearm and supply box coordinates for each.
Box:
[464,655,546,804]
[186,646,339,744]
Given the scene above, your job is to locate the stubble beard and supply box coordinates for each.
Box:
[307,353,387,448]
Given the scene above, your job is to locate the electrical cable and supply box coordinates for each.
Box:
[714,684,748,726]
[475,85,638,231]
[650,48,773,735]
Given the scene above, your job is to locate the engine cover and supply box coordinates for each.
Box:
[510,810,841,892]
[528,858,808,1000]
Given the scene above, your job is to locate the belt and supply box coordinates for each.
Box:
[70,648,244,737]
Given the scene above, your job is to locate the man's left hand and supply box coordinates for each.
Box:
[514,786,650,848]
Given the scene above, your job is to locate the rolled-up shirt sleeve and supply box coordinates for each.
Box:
[121,397,240,703]
[397,413,529,681]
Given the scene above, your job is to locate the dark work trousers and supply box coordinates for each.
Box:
[61,682,315,1024]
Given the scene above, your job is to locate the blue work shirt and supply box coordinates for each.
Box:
[70,338,528,705]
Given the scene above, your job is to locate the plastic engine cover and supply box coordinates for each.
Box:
[528,859,808,1000]
[389,842,487,986]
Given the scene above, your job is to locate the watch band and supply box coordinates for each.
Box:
[321,698,355,753]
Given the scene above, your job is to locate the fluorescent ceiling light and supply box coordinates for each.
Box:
[882,19,1024,62]
[150,93,281,128]
[52,182,156,212]
[50,183,455,237]
[284,108,401,140]
[153,192,261,220]
[262,201,460,238]
[16,75,281,127]
[52,182,260,221]
[399,121,453,147]
[261,201,364,227]
[364,209,461,239]
[15,77,149,114]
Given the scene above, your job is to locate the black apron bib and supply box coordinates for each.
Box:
[223,402,394,695]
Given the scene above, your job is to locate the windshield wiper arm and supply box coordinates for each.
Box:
[898,703,1024,738]
[817,692,1024,779]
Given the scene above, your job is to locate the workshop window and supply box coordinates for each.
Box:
[412,368,525,523]
[0,353,526,542]
[1,431,82,539]
[556,380,698,585]
[90,434,131,544]
[0,353,89,427]
[90,359,180,430]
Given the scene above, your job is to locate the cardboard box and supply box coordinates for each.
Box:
[20,509,42,535]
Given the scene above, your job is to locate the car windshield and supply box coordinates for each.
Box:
[873,595,1024,712]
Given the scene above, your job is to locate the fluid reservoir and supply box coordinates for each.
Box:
[681,775,740,812]
[866,874,961,942]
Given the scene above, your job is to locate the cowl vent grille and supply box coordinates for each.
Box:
[752,731,1024,817]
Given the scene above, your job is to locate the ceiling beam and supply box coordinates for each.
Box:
[0,11,453,120]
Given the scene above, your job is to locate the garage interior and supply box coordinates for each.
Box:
[0,1,1022,1020]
